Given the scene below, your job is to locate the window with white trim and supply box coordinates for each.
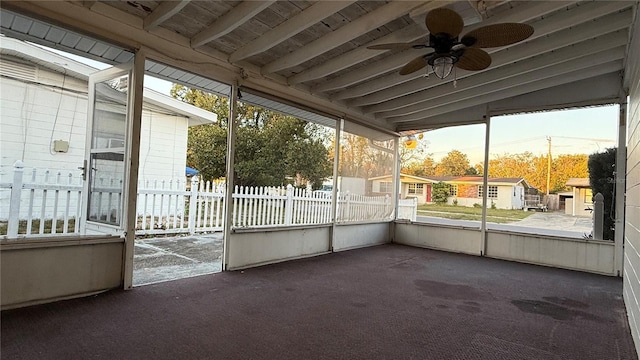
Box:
[449,184,458,197]
[478,185,498,198]
[408,183,424,195]
[379,181,392,193]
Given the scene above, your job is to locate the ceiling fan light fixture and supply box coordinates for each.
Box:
[432,56,454,79]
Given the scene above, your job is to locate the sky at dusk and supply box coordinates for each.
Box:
[422,106,619,165]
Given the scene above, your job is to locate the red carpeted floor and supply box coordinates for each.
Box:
[1,244,636,359]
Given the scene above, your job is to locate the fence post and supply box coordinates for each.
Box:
[345,191,351,220]
[284,184,293,226]
[188,176,199,234]
[593,192,604,240]
[412,197,418,222]
[7,160,25,238]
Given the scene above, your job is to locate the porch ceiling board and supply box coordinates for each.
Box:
[190,1,276,48]
[317,0,577,95]
[261,1,422,74]
[143,0,191,30]
[370,31,630,117]
[229,1,356,63]
[1,0,636,133]
[338,1,633,104]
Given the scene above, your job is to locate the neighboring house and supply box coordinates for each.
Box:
[565,178,593,217]
[0,38,217,220]
[370,174,531,210]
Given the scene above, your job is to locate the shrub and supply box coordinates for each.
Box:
[588,148,616,240]
[473,203,482,208]
[452,199,458,206]
[432,182,450,204]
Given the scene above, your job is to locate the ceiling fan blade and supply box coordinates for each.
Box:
[461,23,534,48]
[367,43,427,51]
[399,56,428,75]
[425,8,464,38]
[455,48,491,71]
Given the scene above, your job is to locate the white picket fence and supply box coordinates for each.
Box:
[1,162,416,239]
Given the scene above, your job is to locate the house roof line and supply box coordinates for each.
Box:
[0,37,217,126]
[371,173,530,187]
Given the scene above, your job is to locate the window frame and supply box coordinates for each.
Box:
[408,183,424,195]
[478,185,498,199]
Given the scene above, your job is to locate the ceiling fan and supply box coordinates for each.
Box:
[368,8,534,79]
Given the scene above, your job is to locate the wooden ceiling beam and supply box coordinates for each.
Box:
[190,0,275,48]
[339,2,631,104]
[388,57,624,123]
[229,1,355,63]
[144,0,191,30]
[289,1,456,85]
[368,30,629,116]
[325,0,576,100]
[261,1,422,74]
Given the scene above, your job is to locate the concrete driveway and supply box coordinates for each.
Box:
[416,212,594,239]
[133,233,223,286]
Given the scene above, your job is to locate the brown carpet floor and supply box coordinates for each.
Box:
[1,244,636,360]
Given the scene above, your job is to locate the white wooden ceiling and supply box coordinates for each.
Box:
[2,1,637,134]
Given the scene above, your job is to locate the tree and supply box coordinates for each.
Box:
[483,152,589,194]
[402,156,436,176]
[334,134,395,179]
[588,148,616,240]
[551,154,589,193]
[172,85,333,187]
[432,182,450,204]
[435,150,471,176]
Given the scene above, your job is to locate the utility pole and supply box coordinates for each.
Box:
[546,136,551,195]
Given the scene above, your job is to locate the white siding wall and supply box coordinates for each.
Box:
[446,185,514,209]
[623,7,640,357]
[0,65,190,220]
[137,111,188,183]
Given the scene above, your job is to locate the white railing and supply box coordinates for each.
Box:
[1,163,412,239]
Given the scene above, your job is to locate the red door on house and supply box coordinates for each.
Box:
[426,184,432,203]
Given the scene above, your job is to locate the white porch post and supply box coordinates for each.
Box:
[614,102,627,276]
[390,136,400,242]
[7,160,25,239]
[480,114,491,256]
[222,83,239,270]
[329,118,342,251]
[123,48,145,289]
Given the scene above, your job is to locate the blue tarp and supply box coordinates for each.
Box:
[186,167,199,176]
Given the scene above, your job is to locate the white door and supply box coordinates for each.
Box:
[80,64,135,235]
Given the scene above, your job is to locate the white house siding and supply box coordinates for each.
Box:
[137,111,188,183]
[446,184,521,209]
[0,64,190,221]
[623,7,640,357]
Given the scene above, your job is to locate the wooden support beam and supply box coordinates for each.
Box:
[144,0,190,30]
[337,1,630,103]
[389,58,624,123]
[229,1,355,63]
[367,30,629,116]
[191,0,275,48]
[262,1,421,74]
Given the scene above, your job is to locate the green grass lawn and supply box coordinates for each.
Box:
[417,204,533,223]
[0,219,77,235]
